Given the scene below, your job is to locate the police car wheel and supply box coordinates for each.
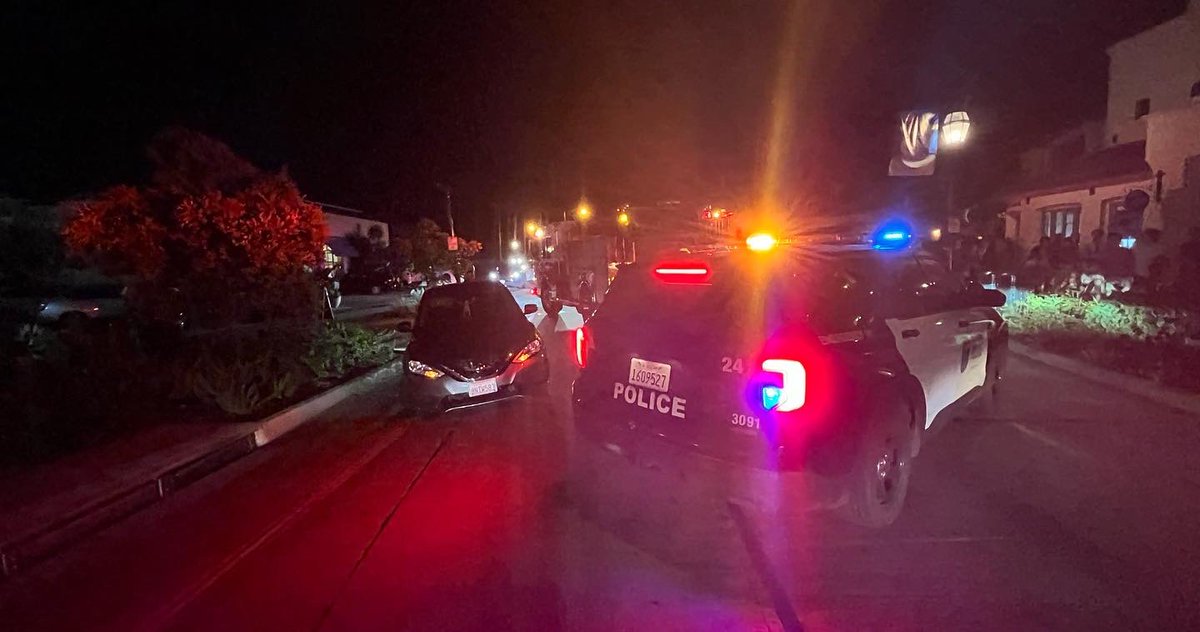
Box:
[840,404,913,528]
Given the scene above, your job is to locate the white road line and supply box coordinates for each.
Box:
[786,535,1012,550]
[1009,421,1091,461]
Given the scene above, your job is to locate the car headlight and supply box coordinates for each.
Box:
[512,338,543,364]
[406,359,444,379]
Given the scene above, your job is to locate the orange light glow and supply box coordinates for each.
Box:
[745,232,777,252]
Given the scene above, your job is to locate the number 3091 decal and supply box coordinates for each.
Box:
[730,413,761,430]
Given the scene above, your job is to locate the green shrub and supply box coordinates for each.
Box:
[302,322,395,381]
[182,332,308,416]
[1002,294,1186,340]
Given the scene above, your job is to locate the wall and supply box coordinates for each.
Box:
[1005,181,1153,248]
[323,212,389,246]
[1018,121,1105,177]
[1146,107,1200,244]
[1105,4,1200,145]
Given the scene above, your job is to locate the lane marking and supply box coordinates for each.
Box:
[312,429,454,631]
[1009,422,1091,461]
[787,535,1012,550]
[727,501,804,632]
[142,422,415,631]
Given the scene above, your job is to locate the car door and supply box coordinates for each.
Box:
[877,254,961,429]
[914,255,989,404]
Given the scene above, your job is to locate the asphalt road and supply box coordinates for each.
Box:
[2,306,1200,630]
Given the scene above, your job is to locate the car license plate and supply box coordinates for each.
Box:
[468,378,498,397]
[628,358,671,393]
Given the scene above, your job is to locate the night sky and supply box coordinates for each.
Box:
[0,0,1185,242]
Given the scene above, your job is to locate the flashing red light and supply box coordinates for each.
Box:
[652,262,712,284]
[760,359,806,411]
[574,326,591,368]
[531,286,540,297]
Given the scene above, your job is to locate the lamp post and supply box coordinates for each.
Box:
[940,110,971,231]
[940,111,971,270]
[575,201,591,236]
[616,209,634,263]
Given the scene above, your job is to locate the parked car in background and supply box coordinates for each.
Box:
[340,265,402,295]
[0,283,127,328]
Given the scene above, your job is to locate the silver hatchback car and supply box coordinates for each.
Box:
[402,281,549,413]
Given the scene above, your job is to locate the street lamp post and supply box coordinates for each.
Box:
[940,111,971,268]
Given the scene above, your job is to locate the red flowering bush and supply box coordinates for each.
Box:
[64,130,327,326]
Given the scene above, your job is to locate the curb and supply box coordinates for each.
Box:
[1009,341,1200,417]
[0,357,404,577]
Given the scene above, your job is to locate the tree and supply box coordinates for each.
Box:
[64,130,327,326]
[390,218,483,277]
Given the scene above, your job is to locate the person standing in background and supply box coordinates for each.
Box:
[1133,229,1167,296]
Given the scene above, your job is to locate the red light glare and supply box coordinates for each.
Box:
[652,262,712,284]
[574,326,590,368]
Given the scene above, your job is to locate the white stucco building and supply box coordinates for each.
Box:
[319,204,389,272]
[1005,0,1200,250]
[1105,0,1200,147]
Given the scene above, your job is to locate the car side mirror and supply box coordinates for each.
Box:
[396,320,414,333]
[523,303,539,315]
[957,286,1006,308]
[980,288,1006,307]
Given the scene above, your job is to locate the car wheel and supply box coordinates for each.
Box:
[838,403,913,528]
[543,299,562,315]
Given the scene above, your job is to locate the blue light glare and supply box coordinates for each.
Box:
[762,386,783,410]
[871,220,914,250]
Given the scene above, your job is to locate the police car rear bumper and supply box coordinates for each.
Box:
[571,403,844,516]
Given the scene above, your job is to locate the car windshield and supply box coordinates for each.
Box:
[417,286,520,333]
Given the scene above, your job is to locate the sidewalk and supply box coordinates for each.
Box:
[0,358,404,575]
[335,292,416,322]
[0,420,256,547]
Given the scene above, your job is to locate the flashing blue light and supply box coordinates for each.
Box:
[871,221,914,250]
[762,385,783,410]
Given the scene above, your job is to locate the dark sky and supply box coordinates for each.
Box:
[0,0,1185,241]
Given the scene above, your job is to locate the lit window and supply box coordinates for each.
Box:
[1040,205,1081,238]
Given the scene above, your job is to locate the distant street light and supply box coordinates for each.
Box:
[534,226,546,239]
[525,221,539,235]
[617,211,630,227]
[510,239,521,251]
[941,111,971,148]
[576,203,591,221]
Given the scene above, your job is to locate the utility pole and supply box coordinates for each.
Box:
[436,183,455,237]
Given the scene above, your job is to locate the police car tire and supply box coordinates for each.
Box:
[839,404,913,528]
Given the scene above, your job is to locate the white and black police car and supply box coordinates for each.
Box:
[570,222,1007,527]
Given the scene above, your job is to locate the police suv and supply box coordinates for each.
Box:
[570,225,1007,527]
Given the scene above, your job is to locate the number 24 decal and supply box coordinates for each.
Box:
[720,357,744,373]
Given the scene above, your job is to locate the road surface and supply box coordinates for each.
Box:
[2,311,1199,630]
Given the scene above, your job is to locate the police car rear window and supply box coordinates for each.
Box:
[599,256,876,336]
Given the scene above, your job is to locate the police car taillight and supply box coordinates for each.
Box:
[652,262,711,284]
[760,359,806,412]
[574,326,592,368]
